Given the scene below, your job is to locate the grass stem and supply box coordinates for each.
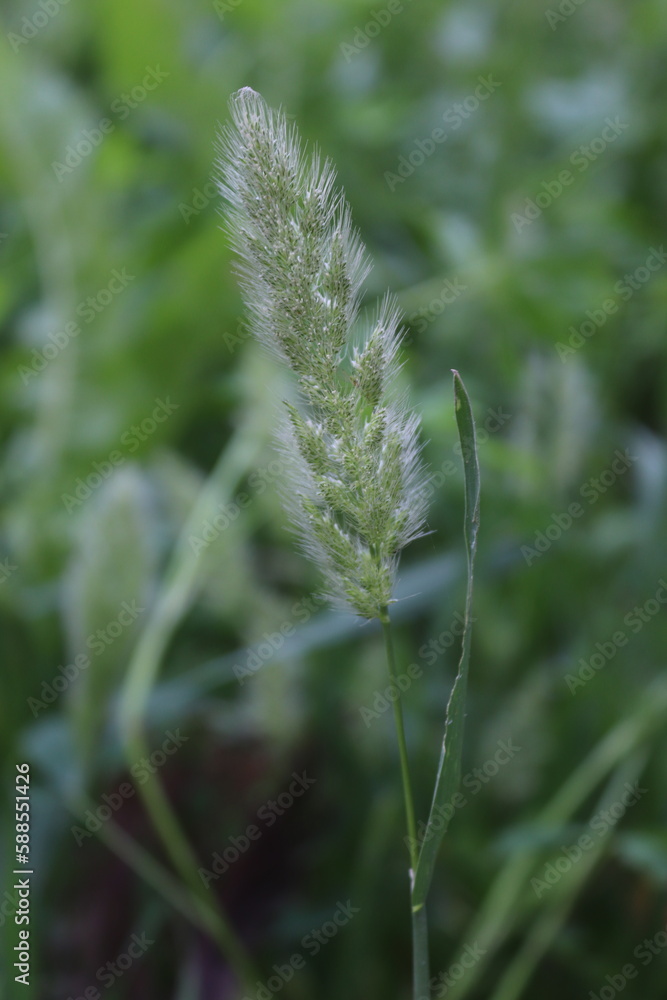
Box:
[124,725,258,990]
[381,611,430,998]
[117,425,264,992]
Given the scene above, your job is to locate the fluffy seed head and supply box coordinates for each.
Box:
[217,87,430,619]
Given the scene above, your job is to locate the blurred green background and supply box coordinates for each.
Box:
[1,0,667,997]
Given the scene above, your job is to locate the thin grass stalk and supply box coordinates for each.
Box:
[444,680,667,998]
[118,427,264,991]
[381,613,429,997]
[217,88,482,1000]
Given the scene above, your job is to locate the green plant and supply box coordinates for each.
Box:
[218,87,480,999]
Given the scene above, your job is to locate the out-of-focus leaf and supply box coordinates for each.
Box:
[62,466,158,771]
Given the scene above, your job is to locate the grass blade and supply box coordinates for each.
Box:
[412,371,480,908]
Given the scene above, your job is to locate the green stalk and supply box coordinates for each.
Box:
[381,615,419,868]
[69,793,226,939]
[124,725,257,990]
[488,751,646,1000]
[381,612,430,999]
[445,679,667,999]
[412,905,430,1000]
[118,425,264,992]
[378,373,480,999]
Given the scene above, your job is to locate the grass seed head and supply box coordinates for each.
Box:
[217,88,430,618]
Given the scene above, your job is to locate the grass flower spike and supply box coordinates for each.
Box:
[218,88,480,1000]
[216,87,429,620]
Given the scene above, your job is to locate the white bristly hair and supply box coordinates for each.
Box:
[216,87,430,619]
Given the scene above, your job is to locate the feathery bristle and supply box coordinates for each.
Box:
[217,88,430,619]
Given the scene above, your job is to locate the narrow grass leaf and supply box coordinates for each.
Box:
[412,370,480,907]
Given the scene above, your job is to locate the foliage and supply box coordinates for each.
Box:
[1,1,667,998]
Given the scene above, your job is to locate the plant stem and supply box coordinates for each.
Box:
[117,425,264,992]
[412,904,430,1000]
[69,792,226,939]
[380,614,418,866]
[381,611,430,999]
[124,724,258,991]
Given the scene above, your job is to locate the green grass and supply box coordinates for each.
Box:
[1,1,667,997]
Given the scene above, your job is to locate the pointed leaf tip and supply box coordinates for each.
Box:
[411,369,480,905]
